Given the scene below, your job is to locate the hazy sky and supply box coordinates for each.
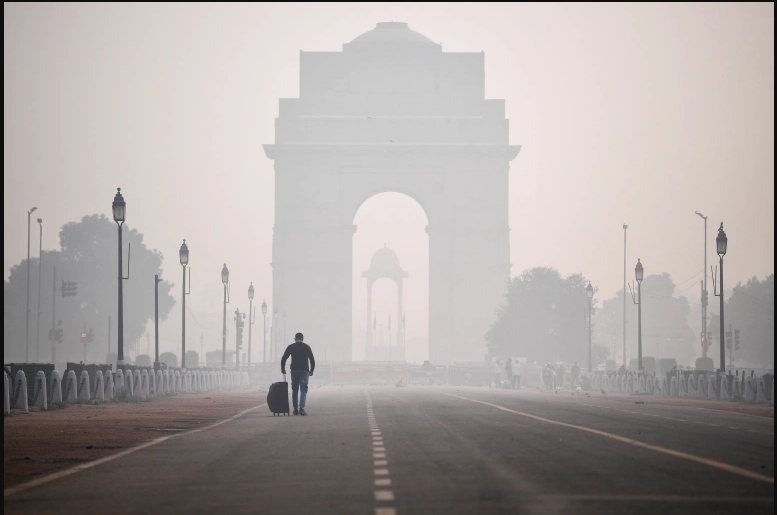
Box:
[4,3,774,361]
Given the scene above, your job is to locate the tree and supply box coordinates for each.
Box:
[185,350,199,368]
[486,267,604,366]
[708,275,774,367]
[159,352,178,368]
[4,214,175,364]
[594,273,696,366]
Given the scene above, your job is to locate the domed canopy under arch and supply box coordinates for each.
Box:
[344,21,442,52]
[362,244,409,283]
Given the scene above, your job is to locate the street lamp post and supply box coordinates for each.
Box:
[26,206,38,362]
[248,283,255,366]
[635,259,644,372]
[112,189,126,367]
[715,223,728,372]
[695,211,708,357]
[622,223,627,367]
[36,218,43,361]
[586,282,593,373]
[154,274,162,370]
[261,300,267,363]
[179,240,190,368]
[221,264,230,367]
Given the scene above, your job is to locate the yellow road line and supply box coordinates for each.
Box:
[444,393,773,484]
[5,403,266,498]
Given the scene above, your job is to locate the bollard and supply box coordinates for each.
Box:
[719,375,730,401]
[125,370,134,397]
[696,374,707,399]
[756,376,768,403]
[141,370,149,398]
[32,371,48,410]
[13,371,29,412]
[104,370,114,400]
[64,370,78,403]
[133,370,142,398]
[94,370,105,401]
[50,370,63,403]
[156,370,163,396]
[78,370,91,402]
[174,371,181,393]
[115,369,124,393]
[707,374,717,400]
[4,372,10,415]
[687,375,696,397]
[745,377,756,402]
[149,369,156,398]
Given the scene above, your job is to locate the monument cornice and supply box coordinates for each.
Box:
[264,143,521,161]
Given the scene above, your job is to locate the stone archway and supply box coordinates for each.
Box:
[264,22,520,364]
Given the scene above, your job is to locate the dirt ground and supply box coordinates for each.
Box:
[4,390,266,488]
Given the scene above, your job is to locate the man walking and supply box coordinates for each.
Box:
[513,358,522,390]
[281,332,316,416]
[505,358,514,389]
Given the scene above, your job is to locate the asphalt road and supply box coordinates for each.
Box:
[4,386,774,515]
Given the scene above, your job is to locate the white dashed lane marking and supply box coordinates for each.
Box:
[367,389,396,515]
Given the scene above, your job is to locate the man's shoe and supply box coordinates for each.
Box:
[293,409,299,415]
[299,408,307,416]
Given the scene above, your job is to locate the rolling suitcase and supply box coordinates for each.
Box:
[267,374,290,416]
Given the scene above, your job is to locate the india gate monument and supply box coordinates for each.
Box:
[264,22,521,364]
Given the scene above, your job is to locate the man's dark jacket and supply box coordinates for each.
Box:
[281,341,316,374]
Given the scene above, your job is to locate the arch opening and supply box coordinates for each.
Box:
[352,192,429,363]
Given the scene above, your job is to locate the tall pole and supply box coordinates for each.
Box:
[588,298,592,373]
[26,207,36,361]
[719,255,725,372]
[703,216,707,355]
[108,316,111,358]
[222,282,227,367]
[154,275,160,370]
[622,224,627,366]
[637,280,643,371]
[36,219,43,361]
[51,266,57,363]
[235,309,241,371]
[248,298,253,366]
[696,212,708,357]
[263,313,267,363]
[117,222,125,367]
[181,264,187,368]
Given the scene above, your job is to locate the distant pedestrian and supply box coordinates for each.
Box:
[505,358,514,389]
[512,358,522,389]
[281,333,316,416]
[492,359,502,388]
[542,364,556,390]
